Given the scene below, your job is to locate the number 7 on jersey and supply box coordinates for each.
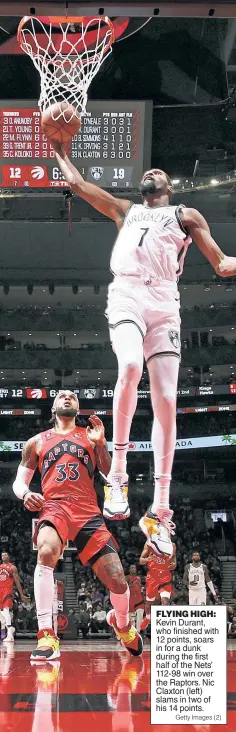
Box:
[138,228,149,247]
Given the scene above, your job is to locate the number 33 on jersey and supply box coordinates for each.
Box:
[38,427,96,502]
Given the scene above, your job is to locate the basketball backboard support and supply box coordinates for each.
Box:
[0,3,236,20]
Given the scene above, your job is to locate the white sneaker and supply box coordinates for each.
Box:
[103,474,130,520]
[3,626,15,643]
[139,508,175,556]
[1,626,7,641]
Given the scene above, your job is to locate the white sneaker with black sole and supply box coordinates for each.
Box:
[139,508,175,556]
[103,474,130,520]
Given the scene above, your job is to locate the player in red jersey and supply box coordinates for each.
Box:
[126,564,144,632]
[139,542,176,630]
[12,391,143,660]
[0,551,29,642]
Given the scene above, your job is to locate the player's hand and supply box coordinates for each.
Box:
[23,491,45,512]
[49,139,65,155]
[86,414,105,445]
[21,595,30,604]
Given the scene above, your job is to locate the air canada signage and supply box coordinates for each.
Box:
[124,440,194,450]
[2,435,236,452]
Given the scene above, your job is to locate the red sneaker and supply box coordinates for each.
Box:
[106,610,143,656]
[140,616,150,631]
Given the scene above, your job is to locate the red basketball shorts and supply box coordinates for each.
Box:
[146,572,172,601]
[0,592,13,611]
[129,595,145,613]
[33,497,116,565]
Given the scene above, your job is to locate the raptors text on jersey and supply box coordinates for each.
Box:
[38,427,97,504]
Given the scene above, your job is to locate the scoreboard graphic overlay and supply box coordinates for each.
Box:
[0,100,152,190]
[0,384,236,400]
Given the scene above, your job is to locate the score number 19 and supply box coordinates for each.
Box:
[112,168,125,187]
[113,168,124,180]
[112,168,131,189]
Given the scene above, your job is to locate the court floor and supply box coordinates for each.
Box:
[0,639,235,731]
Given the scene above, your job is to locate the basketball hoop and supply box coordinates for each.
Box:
[17,16,115,119]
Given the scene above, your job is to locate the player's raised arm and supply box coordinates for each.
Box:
[139,544,151,565]
[50,140,131,225]
[12,436,45,511]
[86,414,112,476]
[182,207,236,277]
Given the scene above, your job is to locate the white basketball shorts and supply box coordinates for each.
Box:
[105,276,181,363]
[189,589,207,606]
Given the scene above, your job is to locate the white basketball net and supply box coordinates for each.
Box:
[18,16,114,120]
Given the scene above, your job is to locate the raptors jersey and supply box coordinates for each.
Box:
[0,563,14,595]
[38,427,97,504]
[110,204,191,283]
[147,553,171,580]
[188,563,206,590]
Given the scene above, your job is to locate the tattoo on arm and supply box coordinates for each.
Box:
[94,441,111,476]
[21,437,38,470]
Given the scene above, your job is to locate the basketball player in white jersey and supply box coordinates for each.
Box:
[183,552,217,606]
[51,139,236,556]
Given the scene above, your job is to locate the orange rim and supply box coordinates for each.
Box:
[17,15,115,49]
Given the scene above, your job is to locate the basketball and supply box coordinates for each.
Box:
[41,102,81,144]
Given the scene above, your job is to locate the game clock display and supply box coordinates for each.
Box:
[0,100,152,190]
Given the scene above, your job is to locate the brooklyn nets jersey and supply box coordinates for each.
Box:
[186,563,208,590]
[110,204,192,283]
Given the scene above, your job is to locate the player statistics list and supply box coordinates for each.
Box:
[0,109,52,158]
[0,108,137,160]
[151,606,227,725]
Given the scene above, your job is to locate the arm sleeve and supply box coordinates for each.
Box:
[207,580,216,596]
[12,464,35,500]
